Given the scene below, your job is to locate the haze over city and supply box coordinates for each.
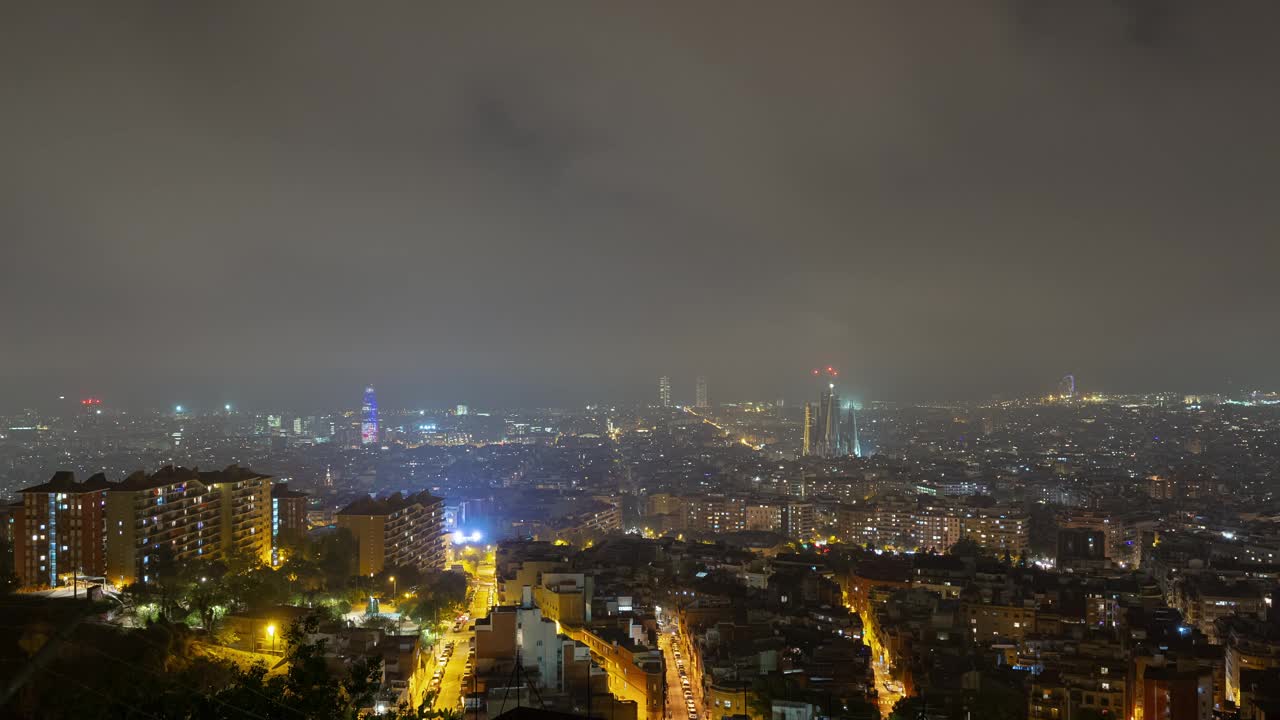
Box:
[4,2,1280,410]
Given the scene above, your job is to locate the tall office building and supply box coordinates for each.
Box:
[361,385,379,445]
[336,491,446,575]
[695,375,709,408]
[658,376,672,407]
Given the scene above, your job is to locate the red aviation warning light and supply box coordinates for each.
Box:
[81,397,102,406]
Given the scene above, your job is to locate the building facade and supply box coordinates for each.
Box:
[271,482,308,566]
[361,385,379,445]
[336,491,446,575]
[105,465,272,585]
[14,472,111,587]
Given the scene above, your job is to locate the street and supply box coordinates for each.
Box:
[659,623,703,720]
[870,648,901,718]
[430,556,496,710]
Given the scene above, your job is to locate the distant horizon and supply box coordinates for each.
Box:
[2,376,1274,416]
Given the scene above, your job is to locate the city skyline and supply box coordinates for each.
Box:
[4,372,1276,416]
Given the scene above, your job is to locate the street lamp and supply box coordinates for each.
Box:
[390,575,397,596]
[267,624,276,655]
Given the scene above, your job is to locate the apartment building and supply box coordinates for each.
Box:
[105,465,272,585]
[13,471,112,587]
[336,491,446,576]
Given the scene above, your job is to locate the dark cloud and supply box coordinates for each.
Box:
[2,1,1278,410]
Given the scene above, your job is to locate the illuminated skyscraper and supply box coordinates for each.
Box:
[1058,374,1076,400]
[695,375,709,408]
[847,402,863,458]
[804,367,847,458]
[658,376,672,407]
[361,385,379,445]
[802,403,812,456]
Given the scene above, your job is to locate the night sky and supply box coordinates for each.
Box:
[3,2,1279,410]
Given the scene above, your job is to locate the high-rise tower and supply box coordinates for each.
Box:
[1058,374,1076,400]
[848,403,863,458]
[695,375,709,408]
[658,376,672,407]
[361,386,379,445]
[804,367,845,457]
[802,403,812,456]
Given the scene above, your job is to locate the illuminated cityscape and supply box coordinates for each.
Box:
[3,4,1280,720]
[3,386,1280,718]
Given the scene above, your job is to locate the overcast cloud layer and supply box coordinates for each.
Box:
[2,1,1279,410]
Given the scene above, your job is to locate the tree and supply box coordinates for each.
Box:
[844,697,881,720]
[0,536,20,593]
[407,571,468,629]
[888,696,928,720]
[208,613,384,719]
[187,580,228,632]
[19,611,404,719]
[378,565,423,594]
[947,538,987,559]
